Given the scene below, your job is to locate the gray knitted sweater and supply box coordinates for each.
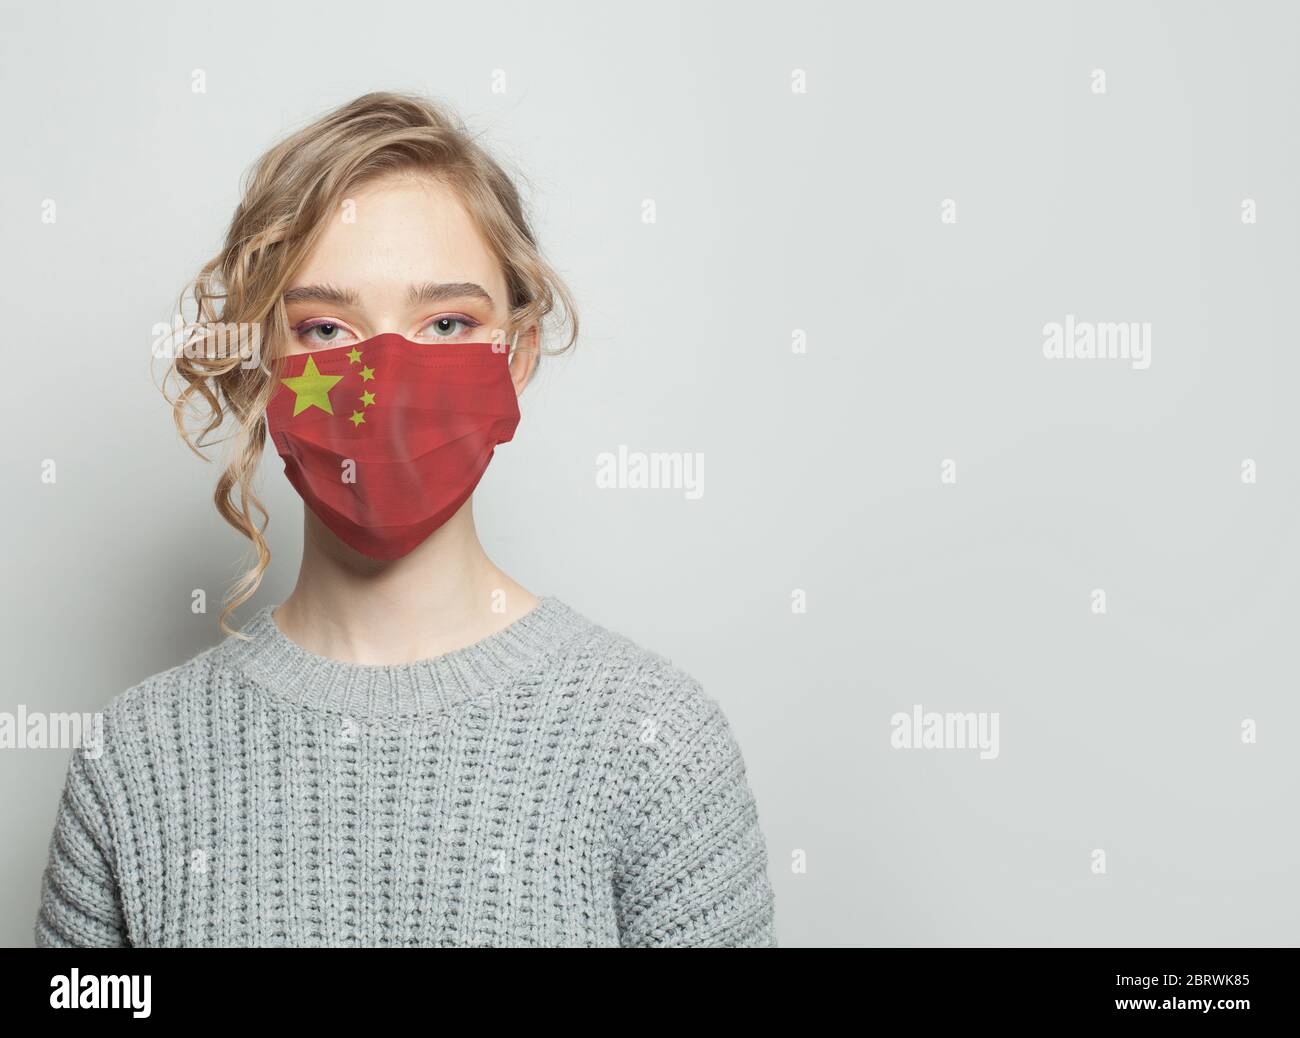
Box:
[34,597,777,947]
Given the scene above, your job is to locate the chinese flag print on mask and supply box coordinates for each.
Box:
[266,333,521,560]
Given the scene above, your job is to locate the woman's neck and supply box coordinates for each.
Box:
[272,500,540,665]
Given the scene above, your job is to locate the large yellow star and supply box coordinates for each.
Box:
[281,355,343,416]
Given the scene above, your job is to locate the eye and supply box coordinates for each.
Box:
[295,319,359,347]
[419,314,479,340]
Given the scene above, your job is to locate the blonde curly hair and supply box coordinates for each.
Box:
[164,92,578,635]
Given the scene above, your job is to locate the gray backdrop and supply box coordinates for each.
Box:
[2,0,1297,946]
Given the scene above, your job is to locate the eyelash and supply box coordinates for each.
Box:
[293,315,481,344]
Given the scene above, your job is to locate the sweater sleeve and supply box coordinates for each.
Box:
[613,688,778,947]
[34,746,130,948]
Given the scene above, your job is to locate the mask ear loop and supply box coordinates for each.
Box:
[506,328,520,364]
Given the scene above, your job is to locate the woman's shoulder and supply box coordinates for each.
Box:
[93,636,230,737]
[545,597,728,732]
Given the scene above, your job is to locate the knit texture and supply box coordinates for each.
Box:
[34,597,777,947]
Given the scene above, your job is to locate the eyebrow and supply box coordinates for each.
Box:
[409,281,495,307]
[282,282,495,308]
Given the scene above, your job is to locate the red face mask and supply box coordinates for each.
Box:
[265,332,521,560]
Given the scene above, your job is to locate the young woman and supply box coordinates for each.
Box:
[34,93,777,947]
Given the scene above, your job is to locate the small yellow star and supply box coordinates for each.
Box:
[359,366,375,382]
[360,390,376,407]
[349,410,366,427]
[346,347,363,365]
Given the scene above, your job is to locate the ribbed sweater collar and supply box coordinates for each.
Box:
[223,596,591,719]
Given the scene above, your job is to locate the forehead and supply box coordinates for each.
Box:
[290,172,505,302]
